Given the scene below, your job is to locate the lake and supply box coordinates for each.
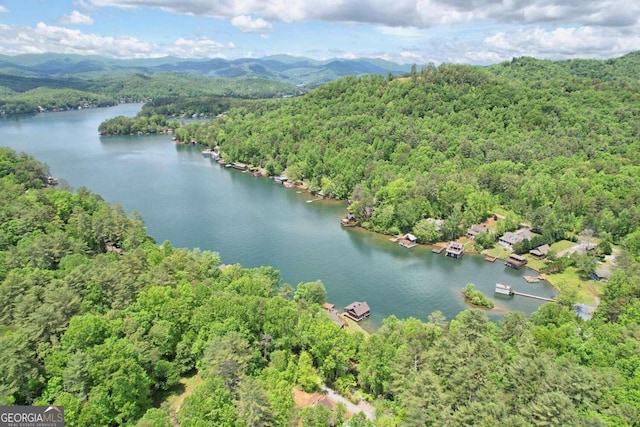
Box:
[0,104,556,328]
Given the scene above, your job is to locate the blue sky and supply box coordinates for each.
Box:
[0,0,639,65]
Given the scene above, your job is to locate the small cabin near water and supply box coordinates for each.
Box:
[344,301,371,322]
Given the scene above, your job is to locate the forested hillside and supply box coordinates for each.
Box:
[0,53,413,116]
[0,73,300,115]
[180,53,640,247]
[0,147,639,426]
[97,96,259,136]
[0,53,410,86]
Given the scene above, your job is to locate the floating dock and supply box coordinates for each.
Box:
[432,246,445,254]
[399,240,418,248]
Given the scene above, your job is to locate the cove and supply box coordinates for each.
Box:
[0,104,556,328]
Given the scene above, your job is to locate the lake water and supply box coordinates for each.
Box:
[0,104,556,328]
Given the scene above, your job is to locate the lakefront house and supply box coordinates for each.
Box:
[499,229,533,249]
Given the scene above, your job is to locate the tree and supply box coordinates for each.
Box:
[178,377,236,426]
[413,218,441,244]
[299,405,332,427]
[234,377,274,427]
[474,231,496,250]
[399,369,448,426]
[285,163,303,182]
[573,252,598,279]
[199,331,252,392]
[83,338,152,425]
[296,351,318,393]
[135,408,172,427]
[0,330,43,404]
[598,239,613,256]
[522,391,577,426]
[499,311,530,343]
[293,281,326,306]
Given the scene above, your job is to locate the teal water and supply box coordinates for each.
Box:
[1,104,556,328]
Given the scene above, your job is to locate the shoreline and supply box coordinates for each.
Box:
[212,151,600,308]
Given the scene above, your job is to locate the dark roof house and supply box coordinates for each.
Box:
[529,244,551,258]
[499,230,533,249]
[344,301,371,322]
[591,269,612,281]
[467,224,488,238]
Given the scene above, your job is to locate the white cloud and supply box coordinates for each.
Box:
[85,0,640,28]
[2,0,638,63]
[0,22,233,58]
[163,37,235,58]
[484,26,640,59]
[376,26,427,38]
[0,5,8,13]
[59,10,95,25]
[398,50,425,62]
[231,15,273,33]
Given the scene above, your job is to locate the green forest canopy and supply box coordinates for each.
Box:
[1,141,639,425]
[2,52,640,426]
[0,73,301,115]
[174,53,640,246]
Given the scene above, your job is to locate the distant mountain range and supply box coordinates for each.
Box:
[0,53,412,87]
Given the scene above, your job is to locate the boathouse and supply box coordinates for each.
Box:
[446,241,464,258]
[344,301,371,322]
[398,233,418,248]
[341,213,357,227]
[228,162,248,171]
[505,253,528,269]
[495,283,513,295]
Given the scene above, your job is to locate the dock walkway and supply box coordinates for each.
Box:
[511,291,555,302]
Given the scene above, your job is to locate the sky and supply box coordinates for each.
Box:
[0,0,639,65]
